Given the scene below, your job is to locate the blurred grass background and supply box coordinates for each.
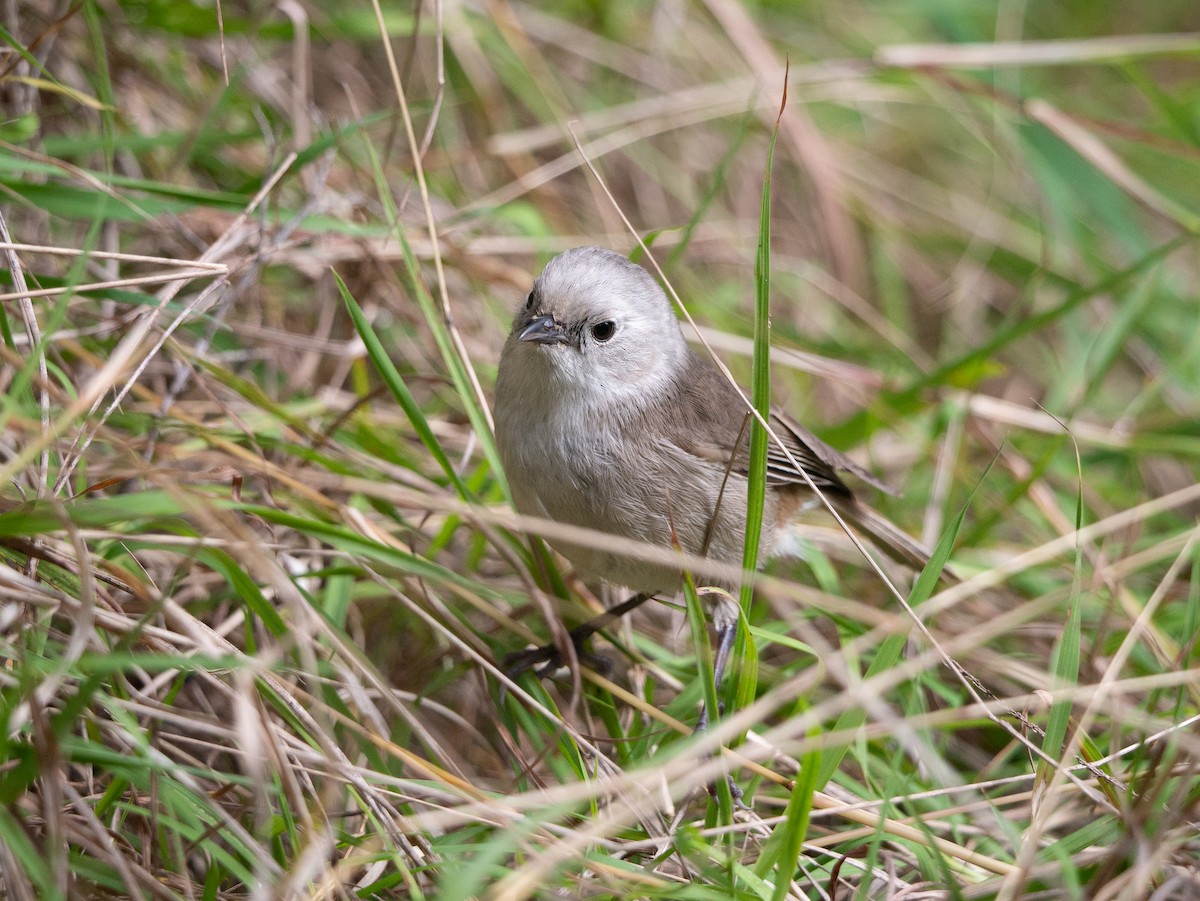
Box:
[2,1,1200,898]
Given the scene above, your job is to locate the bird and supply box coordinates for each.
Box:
[493,245,931,694]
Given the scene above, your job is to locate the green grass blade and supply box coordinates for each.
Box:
[1040,430,1086,778]
[730,71,786,746]
[337,271,472,500]
[349,118,510,500]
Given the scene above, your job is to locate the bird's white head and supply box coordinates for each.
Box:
[501,246,689,413]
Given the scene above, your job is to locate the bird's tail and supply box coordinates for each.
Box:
[835,499,945,576]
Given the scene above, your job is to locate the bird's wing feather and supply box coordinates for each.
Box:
[657,353,893,496]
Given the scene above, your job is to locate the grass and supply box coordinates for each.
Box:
[3,1,1200,898]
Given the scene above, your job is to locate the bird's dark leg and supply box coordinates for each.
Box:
[694,616,738,733]
[712,616,738,695]
[504,592,654,679]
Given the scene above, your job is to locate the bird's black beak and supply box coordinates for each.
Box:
[518,314,569,345]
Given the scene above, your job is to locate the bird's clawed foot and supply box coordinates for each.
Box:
[503,623,613,680]
[707,774,750,811]
[502,592,654,681]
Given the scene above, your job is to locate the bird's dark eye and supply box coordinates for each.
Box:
[524,291,535,310]
[591,320,616,343]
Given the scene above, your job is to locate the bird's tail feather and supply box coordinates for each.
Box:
[836,499,944,575]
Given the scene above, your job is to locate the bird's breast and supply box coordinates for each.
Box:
[495,373,777,591]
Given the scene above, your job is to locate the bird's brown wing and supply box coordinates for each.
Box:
[662,353,892,497]
[766,409,896,495]
[656,353,931,569]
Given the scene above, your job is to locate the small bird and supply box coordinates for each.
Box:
[494,246,930,687]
